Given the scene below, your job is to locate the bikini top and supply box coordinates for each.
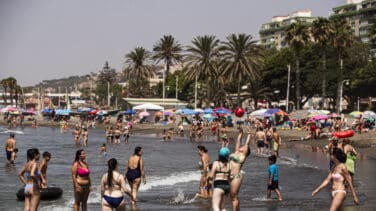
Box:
[215,162,230,176]
[331,172,344,182]
[25,170,41,179]
[229,154,242,164]
[77,162,90,176]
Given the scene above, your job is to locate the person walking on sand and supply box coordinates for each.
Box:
[39,151,51,188]
[101,158,134,211]
[267,155,282,200]
[272,128,282,158]
[197,145,211,199]
[312,148,359,211]
[125,147,146,205]
[255,127,266,154]
[230,127,251,211]
[208,147,232,211]
[5,133,16,163]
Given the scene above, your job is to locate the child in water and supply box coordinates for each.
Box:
[100,143,107,157]
[267,155,282,200]
[39,151,51,188]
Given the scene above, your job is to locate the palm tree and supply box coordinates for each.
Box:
[331,19,355,113]
[184,35,221,104]
[220,33,264,106]
[285,22,310,109]
[152,35,183,78]
[311,18,334,108]
[0,78,9,105]
[14,85,22,107]
[123,47,156,97]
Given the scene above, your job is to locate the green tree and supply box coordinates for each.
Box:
[0,78,9,105]
[184,35,221,107]
[152,35,183,78]
[98,61,117,84]
[369,22,376,49]
[123,47,156,98]
[311,18,334,108]
[285,22,310,109]
[220,33,264,106]
[331,19,355,112]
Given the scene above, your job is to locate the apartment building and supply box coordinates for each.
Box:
[259,9,317,49]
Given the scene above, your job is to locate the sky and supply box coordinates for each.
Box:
[0,0,344,86]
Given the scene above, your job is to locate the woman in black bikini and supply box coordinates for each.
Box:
[208,147,231,211]
[101,158,134,211]
[125,146,146,205]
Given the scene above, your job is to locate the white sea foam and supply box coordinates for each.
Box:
[0,129,24,134]
[139,170,200,191]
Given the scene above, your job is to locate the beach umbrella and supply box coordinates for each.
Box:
[309,114,328,121]
[177,108,196,115]
[249,109,267,116]
[329,113,340,118]
[363,111,376,119]
[349,111,363,118]
[56,109,71,116]
[123,109,136,115]
[194,108,204,114]
[214,107,232,115]
[133,103,164,110]
[318,110,330,115]
[203,108,213,114]
[155,111,163,116]
[275,110,288,116]
[139,111,150,117]
[265,108,280,115]
[163,111,172,116]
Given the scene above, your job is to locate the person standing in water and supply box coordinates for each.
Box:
[101,158,134,211]
[71,149,91,211]
[255,127,266,154]
[208,147,231,211]
[197,145,211,199]
[82,128,89,146]
[125,146,146,205]
[73,126,82,145]
[267,155,282,200]
[5,133,16,163]
[18,148,43,211]
[272,128,282,158]
[39,151,51,188]
[342,138,358,181]
[312,148,359,210]
[229,127,251,211]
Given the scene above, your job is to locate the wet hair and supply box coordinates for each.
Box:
[332,148,347,163]
[134,146,142,155]
[10,133,15,138]
[197,145,208,153]
[43,151,51,158]
[268,155,277,164]
[102,143,106,147]
[27,148,40,161]
[74,149,85,162]
[343,138,351,146]
[14,148,18,153]
[107,158,118,188]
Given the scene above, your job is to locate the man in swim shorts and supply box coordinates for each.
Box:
[255,127,266,154]
[5,133,16,163]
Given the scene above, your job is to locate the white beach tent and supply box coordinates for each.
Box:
[133,103,164,111]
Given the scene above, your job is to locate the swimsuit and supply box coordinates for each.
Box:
[126,157,141,182]
[77,162,90,176]
[257,140,265,148]
[331,172,346,197]
[103,195,124,208]
[345,154,356,175]
[214,162,230,194]
[24,170,41,194]
[6,150,12,161]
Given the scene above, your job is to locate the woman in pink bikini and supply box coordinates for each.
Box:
[71,149,91,211]
[312,148,359,211]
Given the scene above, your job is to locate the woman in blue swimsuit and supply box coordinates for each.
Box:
[125,146,146,205]
[18,148,42,211]
[101,158,134,211]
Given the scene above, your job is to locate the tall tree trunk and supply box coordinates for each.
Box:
[166,60,170,79]
[322,50,327,109]
[3,87,8,105]
[10,88,14,106]
[237,75,241,107]
[296,59,301,110]
[336,56,343,113]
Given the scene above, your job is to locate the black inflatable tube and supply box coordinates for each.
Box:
[17,187,63,201]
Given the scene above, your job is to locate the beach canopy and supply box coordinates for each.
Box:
[133,103,164,110]
[203,108,213,114]
[363,111,376,119]
[249,109,267,117]
[350,111,363,118]
[176,108,196,115]
[309,114,328,121]
[77,107,94,112]
[214,107,232,115]
[194,108,204,114]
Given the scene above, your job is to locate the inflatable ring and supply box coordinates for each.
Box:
[332,130,354,139]
[17,187,63,201]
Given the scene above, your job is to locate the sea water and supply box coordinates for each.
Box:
[0,126,375,210]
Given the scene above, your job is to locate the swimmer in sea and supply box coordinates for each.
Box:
[5,133,16,163]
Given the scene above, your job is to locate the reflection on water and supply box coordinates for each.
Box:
[0,126,375,210]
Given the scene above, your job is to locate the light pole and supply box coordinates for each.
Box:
[357,97,360,112]
[107,81,110,107]
[286,64,291,112]
[162,65,166,110]
[194,73,198,110]
[339,79,350,113]
[175,76,178,109]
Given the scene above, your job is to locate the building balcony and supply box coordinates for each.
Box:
[333,4,357,13]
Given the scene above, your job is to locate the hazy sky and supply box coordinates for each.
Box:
[0,0,344,86]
